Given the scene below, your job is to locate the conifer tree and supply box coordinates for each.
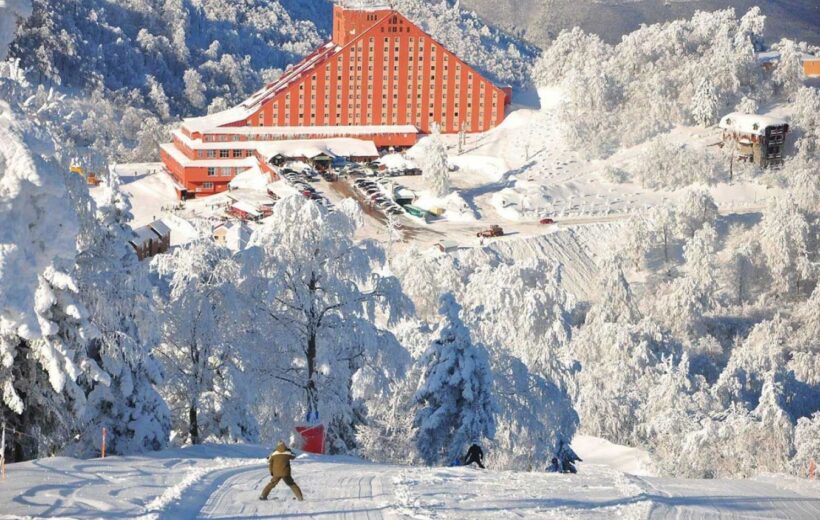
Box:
[414,293,496,465]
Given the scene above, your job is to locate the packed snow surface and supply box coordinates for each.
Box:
[2,443,819,519]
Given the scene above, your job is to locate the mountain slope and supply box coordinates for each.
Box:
[462,0,820,47]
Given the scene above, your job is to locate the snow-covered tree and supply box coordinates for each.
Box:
[242,196,411,452]
[0,98,90,462]
[772,39,806,99]
[146,75,171,121]
[183,69,207,109]
[676,187,718,239]
[632,138,721,189]
[735,96,758,114]
[71,176,170,456]
[758,197,812,296]
[646,206,678,268]
[153,240,258,445]
[414,293,496,465]
[462,260,574,380]
[691,77,719,126]
[792,412,820,477]
[390,248,461,322]
[420,124,450,198]
[573,318,679,445]
[587,252,640,325]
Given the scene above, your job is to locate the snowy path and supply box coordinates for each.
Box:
[2,445,819,519]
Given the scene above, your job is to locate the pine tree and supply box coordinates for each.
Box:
[414,293,496,465]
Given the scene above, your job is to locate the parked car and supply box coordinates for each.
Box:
[539,217,556,225]
[476,225,504,238]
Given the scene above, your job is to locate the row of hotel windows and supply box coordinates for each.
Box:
[197,149,251,158]
[205,167,237,177]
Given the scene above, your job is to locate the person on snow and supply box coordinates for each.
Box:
[546,457,561,473]
[556,439,582,474]
[463,443,486,469]
[260,441,304,501]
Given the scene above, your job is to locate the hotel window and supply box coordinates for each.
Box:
[221,167,231,176]
[233,150,242,158]
[203,182,214,189]
[207,150,216,158]
[207,167,216,176]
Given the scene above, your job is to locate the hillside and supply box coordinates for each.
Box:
[2,443,819,518]
[462,0,820,47]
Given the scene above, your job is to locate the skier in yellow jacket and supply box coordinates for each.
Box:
[259,441,304,501]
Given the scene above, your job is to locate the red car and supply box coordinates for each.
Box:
[539,218,556,225]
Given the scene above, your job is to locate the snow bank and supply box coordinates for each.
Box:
[572,435,655,477]
[414,191,480,223]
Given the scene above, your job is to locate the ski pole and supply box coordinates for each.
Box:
[1,422,5,480]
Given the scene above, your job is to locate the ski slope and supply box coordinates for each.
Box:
[2,444,819,519]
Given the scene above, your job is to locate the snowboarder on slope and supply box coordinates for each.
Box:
[556,439,582,474]
[260,441,304,501]
[546,457,561,473]
[464,443,486,469]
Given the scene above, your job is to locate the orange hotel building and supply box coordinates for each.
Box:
[161,2,511,198]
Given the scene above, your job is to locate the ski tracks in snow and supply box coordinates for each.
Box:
[149,454,398,519]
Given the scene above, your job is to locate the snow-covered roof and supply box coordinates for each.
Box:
[230,200,261,217]
[239,42,340,117]
[257,138,378,161]
[227,188,276,208]
[756,51,819,63]
[149,220,171,237]
[718,113,788,136]
[228,165,271,191]
[130,226,157,245]
[186,125,418,138]
[182,105,255,134]
[160,143,258,168]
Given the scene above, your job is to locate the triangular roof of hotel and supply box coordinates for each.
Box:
[182,7,502,134]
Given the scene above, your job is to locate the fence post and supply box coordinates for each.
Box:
[810,459,816,480]
[101,427,107,459]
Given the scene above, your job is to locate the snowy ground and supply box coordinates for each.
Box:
[2,442,819,519]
